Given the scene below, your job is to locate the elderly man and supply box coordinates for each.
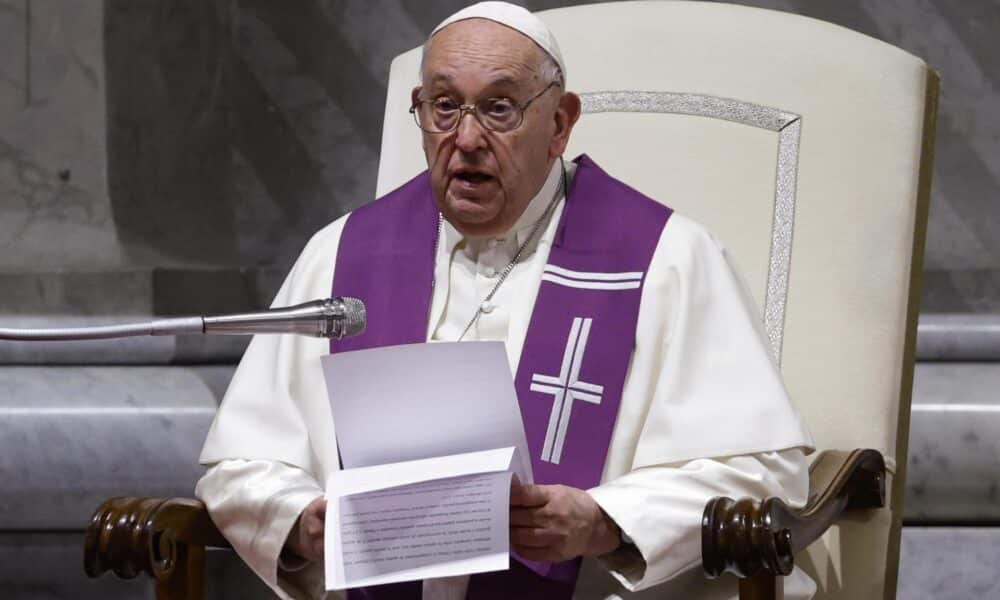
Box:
[197,2,814,599]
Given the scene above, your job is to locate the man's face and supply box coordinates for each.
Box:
[415,19,578,238]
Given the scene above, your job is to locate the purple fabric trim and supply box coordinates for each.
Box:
[516,155,671,490]
[330,171,438,354]
[345,582,421,600]
[507,156,671,589]
[329,156,671,599]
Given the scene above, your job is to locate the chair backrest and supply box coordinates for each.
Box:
[377,2,936,598]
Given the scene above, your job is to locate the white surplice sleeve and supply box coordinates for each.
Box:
[585,213,815,594]
[195,460,325,599]
[588,450,810,593]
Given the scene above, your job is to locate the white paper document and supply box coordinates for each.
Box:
[320,342,533,590]
[324,447,520,589]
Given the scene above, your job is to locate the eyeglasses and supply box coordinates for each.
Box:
[409,81,560,134]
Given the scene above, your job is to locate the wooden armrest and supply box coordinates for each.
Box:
[702,448,886,579]
[84,496,229,600]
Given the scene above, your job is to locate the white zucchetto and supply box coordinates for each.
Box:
[431,1,567,84]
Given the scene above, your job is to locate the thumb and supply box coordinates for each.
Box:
[510,484,548,507]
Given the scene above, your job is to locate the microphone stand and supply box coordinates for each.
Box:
[0,298,365,341]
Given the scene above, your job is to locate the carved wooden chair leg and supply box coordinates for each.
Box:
[702,449,886,600]
[85,497,228,600]
[739,574,782,600]
[153,537,206,600]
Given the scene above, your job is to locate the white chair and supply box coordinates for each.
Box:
[85,3,937,599]
[377,2,937,599]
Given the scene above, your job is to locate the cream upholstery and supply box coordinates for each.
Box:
[377,2,934,598]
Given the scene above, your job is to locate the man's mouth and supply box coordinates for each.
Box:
[452,170,494,185]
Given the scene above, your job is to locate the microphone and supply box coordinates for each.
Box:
[0,297,366,342]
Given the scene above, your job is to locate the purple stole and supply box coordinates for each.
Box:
[331,155,672,599]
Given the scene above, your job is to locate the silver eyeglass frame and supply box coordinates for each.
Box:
[409,80,561,134]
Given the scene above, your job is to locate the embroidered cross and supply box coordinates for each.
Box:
[529,317,604,464]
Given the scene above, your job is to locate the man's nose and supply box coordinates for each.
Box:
[454,108,487,152]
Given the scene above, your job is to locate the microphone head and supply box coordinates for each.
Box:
[339,297,366,338]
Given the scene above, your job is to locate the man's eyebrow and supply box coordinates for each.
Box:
[485,75,520,88]
[427,73,453,86]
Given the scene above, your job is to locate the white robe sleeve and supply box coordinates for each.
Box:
[585,214,815,593]
[588,449,809,591]
[198,216,348,470]
[195,460,325,600]
[625,214,813,470]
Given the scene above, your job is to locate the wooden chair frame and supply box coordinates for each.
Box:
[85,448,883,600]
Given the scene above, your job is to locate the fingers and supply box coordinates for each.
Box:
[510,505,557,528]
[303,514,324,539]
[297,531,324,563]
[299,510,326,562]
[301,498,327,557]
[308,538,325,561]
[299,538,324,563]
[510,526,558,548]
[511,525,566,561]
[306,496,326,515]
[285,498,329,563]
[510,484,549,507]
[509,507,538,527]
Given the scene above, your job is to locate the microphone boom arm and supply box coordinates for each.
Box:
[0,298,365,342]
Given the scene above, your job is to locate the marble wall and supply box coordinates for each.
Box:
[0,0,122,271]
[1,0,997,309]
[0,1,997,598]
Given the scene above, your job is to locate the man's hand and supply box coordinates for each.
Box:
[509,484,621,562]
[285,497,326,563]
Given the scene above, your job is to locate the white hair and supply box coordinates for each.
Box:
[537,52,565,88]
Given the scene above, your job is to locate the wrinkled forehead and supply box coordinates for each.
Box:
[422,19,547,85]
[426,19,546,65]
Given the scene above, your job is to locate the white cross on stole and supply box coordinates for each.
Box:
[529,317,604,464]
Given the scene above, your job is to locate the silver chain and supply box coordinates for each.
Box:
[434,158,568,342]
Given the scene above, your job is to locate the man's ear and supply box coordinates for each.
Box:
[550,91,581,159]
